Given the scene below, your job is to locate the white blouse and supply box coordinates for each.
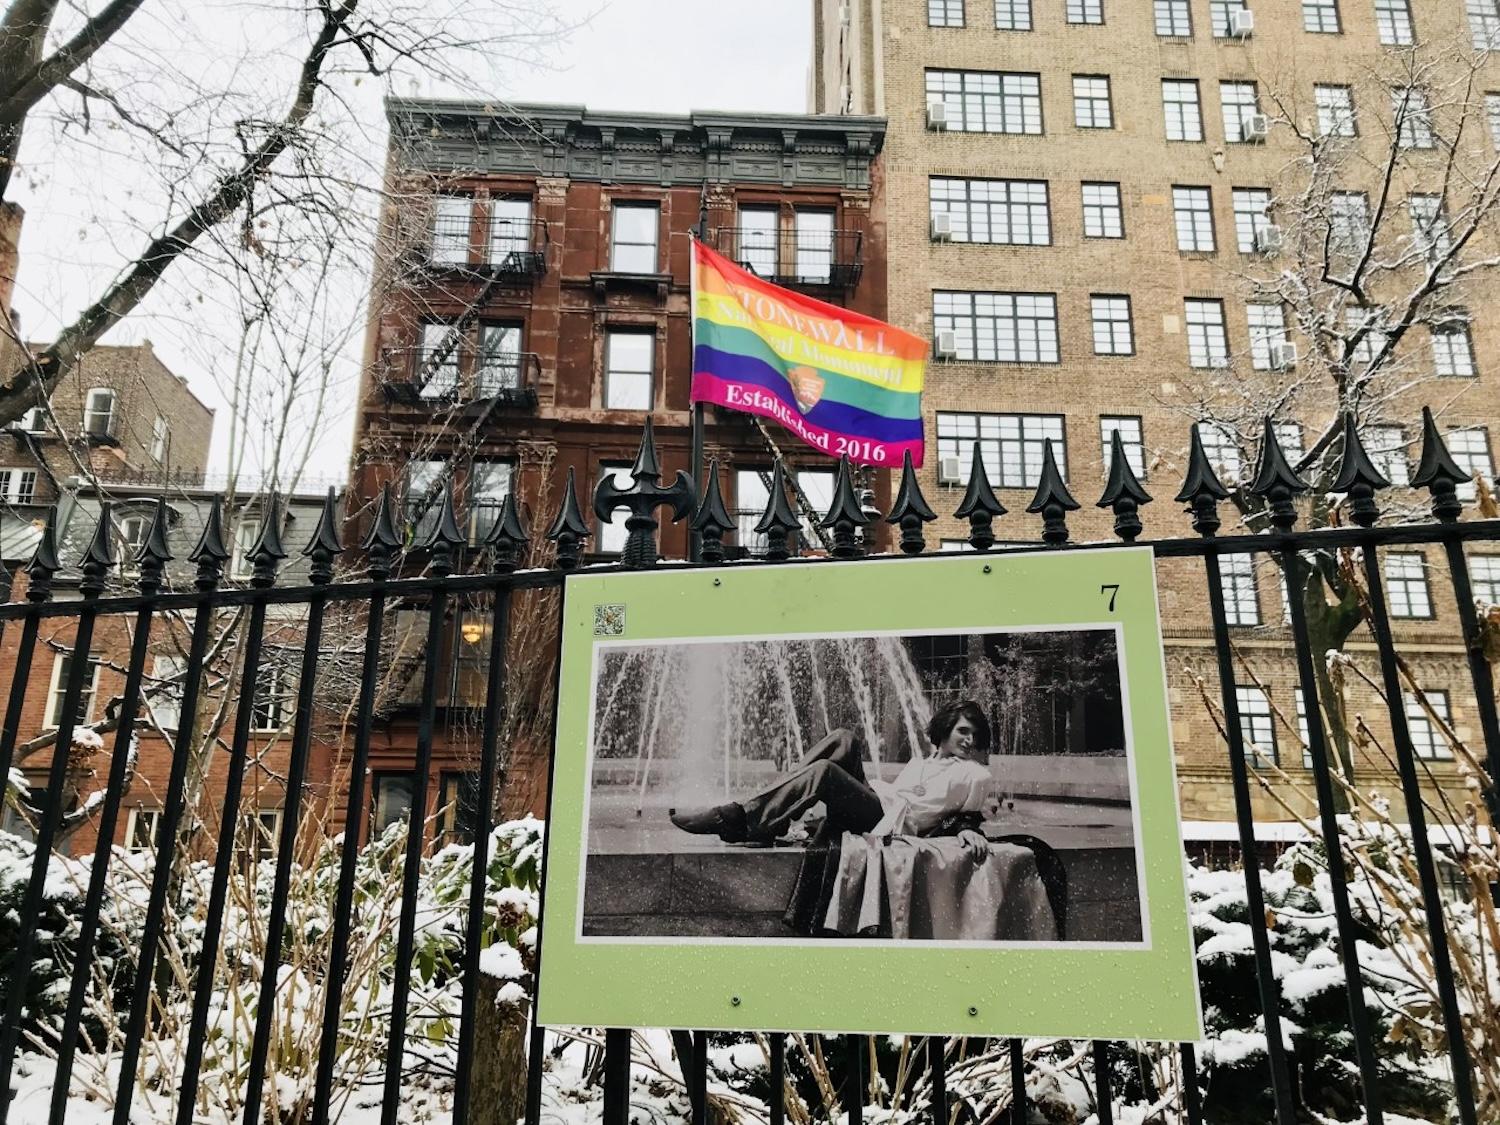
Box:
[871,754,993,835]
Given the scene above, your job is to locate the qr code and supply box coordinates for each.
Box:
[593,604,626,637]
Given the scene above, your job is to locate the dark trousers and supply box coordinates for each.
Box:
[741,728,884,839]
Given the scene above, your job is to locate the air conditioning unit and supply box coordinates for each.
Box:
[1241,113,1270,142]
[927,100,949,131]
[1255,224,1283,254]
[1230,8,1254,36]
[1271,341,1298,370]
[931,212,954,241]
[934,329,958,359]
[938,455,963,484]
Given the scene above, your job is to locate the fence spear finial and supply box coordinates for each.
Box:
[547,468,591,570]
[486,490,530,574]
[593,419,695,569]
[754,462,802,562]
[691,459,735,564]
[1330,413,1389,529]
[137,496,174,594]
[1097,431,1152,543]
[1249,418,1309,532]
[1026,438,1080,546]
[79,502,115,597]
[954,441,1005,551]
[819,455,870,559]
[361,484,403,579]
[1411,405,1470,524]
[248,492,288,588]
[886,449,937,555]
[422,480,465,576]
[302,487,344,585]
[188,496,230,590]
[1175,426,1230,538]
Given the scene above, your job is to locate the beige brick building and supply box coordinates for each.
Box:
[811,0,1500,830]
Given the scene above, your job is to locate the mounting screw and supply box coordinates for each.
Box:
[713,577,722,587]
[968,1006,978,1017]
[731,996,741,1006]
[982,565,992,575]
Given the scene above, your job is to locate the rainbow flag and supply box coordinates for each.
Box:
[690,240,927,467]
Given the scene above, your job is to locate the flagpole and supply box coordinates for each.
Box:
[689,206,708,562]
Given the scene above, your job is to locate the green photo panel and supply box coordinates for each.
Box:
[537,547,1203,1040]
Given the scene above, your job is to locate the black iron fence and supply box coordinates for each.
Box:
[709,225,864,290]
[0,408,1495,1125]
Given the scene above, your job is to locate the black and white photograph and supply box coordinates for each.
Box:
[580,627,1147,944]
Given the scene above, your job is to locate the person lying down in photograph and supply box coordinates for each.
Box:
[670,702,1060,940]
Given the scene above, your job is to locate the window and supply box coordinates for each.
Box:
[1405,692,1453,759]
[1303,0,1340,32]
[597,464,633,554]
[1155,0,1191,35]
[1232,188,1273,252]
[604,331,654,410]
[1100,416,1146,478]
[1432,320,1477,378]
[1394,88,1435,149]
[150,655,185,730]
[1487,93,1500,146]
[737,206,780,275]
[17,406,45,433]
[489,197,532,260]
[46,653,100,728]
[149,415,169,462]
[1247,303,1289,369]
[1294,688,1314,767]
[1081,182,1124,238]
[418,323,460,399]
[930,178,1050,245]
[1220,82,1259,142]
[930,0,965,24]
[610,203,659,273]
[1221,554,1261,625]
[1374,0,1413,45]
[925,70,1043,134]
[1235,686,1277,766]
[1172,186,1215,251]
[733,469,771,555]
[84,388,116,438]
[231,516,261,580]
[238,810,282,869]
[1067,0,1103,24]
[430,196,471,265]
[1273,421,1305,461]
[940,540,973,552]
[1090,295,1134,355]
[1185,300,1229,367]
[370,771,415,838]
[1210,0,1248,36]
[126,808,163,851]
[1073,76,1112,128]
[1330,191,1371,253]
[1410,195,1453,273]
[1162,80,1203,141]
[932,291,1059,363]
[1448,428,1494,501]
[1366,424,1410,486]
[994,0,1031,29]
[405,459,445,541]
[794,209,835,283]
[1385,552,1433,617]
[438,771,480,845]
[118,513,147,575]
[1470,556,1500,603]
[0,467,37,504]
[1469,0,1500,49]
[1315,85,1356,137]
[793,471,835,549]
[251,661,292,732]
[1197,422,1242,478]
[468,461,513,545]
[936,413,1067,489]
[477,323,524,395]
[1346,307,1388,366]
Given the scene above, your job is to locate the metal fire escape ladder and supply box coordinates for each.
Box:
[407,269,513,399]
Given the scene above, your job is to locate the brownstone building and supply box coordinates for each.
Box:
[811,0,1500,830]
[346,100,889,827]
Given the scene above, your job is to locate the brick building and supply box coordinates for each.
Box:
[347,101,889,825]
[810,0,1500,827]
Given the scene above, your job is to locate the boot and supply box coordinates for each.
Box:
[669,803,749,843]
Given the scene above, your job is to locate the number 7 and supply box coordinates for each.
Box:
[1101,584,1120,612]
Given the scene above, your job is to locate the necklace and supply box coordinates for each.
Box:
[908,756,945,798]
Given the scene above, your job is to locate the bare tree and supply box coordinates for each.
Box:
[1172,32,1500,782]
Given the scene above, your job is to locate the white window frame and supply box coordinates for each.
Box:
[231,516,261,580]
[604,330,655,410]
[84,387,116,438]
[737,206,780,276]
[430,196,472,265]
[251,661,292,734]
[150,654,186,730]
[45,652,101,729]
[489,197,533,261]
[148,415,169,462]
[125,807,164,851]
[609,203,660,273]
[0,467,38,504]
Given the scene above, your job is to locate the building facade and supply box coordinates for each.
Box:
[810,0,1500,825]
[347,101,889,825]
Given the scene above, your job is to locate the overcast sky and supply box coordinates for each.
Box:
[10,0,814,486]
